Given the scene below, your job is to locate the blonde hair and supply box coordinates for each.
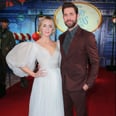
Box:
[38,16,56,34]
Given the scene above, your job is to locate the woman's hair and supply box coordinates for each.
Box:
[62,2,78,14]
[38,16,56,34]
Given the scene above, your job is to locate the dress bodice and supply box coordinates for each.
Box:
[34,42,61,69]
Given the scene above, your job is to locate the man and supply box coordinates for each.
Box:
[59,2,99,116]
[0,18,16,98]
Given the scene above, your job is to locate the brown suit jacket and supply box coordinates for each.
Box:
[59,26,99,91]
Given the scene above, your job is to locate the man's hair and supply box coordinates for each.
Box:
[0,18,9,23]
[62,2,78,14]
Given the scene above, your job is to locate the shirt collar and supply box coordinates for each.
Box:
[68,25,78,38]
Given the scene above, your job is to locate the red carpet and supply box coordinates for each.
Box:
[87,68,116,116]
[0,78,33,116]
[0,68,115,116]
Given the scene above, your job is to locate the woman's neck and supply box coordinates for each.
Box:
[39,36,51,43]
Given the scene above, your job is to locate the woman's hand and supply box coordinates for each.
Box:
[20,66,47,78]
[34,68,47,78]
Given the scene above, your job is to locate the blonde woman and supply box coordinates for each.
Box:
[6,16,64,116]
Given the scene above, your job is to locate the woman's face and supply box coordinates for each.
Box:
[40,19,54,37]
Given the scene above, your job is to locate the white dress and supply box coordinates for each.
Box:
[6,41,64,116]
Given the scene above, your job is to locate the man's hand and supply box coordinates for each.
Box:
[82,84,89,91]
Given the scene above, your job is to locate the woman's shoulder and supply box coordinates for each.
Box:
[14,41,37,50]
[16,41,35,46]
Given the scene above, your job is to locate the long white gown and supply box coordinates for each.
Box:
[6,41,64,116]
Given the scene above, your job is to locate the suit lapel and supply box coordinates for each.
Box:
[59,31,67,56]
[66,27,82,57]
[60,27,82,59]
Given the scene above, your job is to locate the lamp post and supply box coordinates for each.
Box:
[111,10,116,71]
[35,11,43,32]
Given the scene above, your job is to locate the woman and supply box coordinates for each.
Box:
[6,16,64,116]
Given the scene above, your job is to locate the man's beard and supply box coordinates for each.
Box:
[65,20,77,29]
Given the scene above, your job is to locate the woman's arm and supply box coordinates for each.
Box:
[20,66,35,77]
[20,66,47,78]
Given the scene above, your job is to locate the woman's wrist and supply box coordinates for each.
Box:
[28,71,35,78]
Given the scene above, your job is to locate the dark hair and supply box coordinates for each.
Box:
[62,2,78,14]
[0,18,9,23]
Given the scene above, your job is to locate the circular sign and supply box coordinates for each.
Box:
[54,2,102,32]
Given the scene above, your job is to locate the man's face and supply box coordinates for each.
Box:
[63,7,78,29]
[1,22,8,29]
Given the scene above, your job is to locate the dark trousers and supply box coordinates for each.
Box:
[63,89,87,116]
[0,50,7,97]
